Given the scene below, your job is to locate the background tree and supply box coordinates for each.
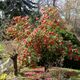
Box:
[63,0,80,36]
[36,0,54,7]
[53,0,56,6]
[0,0,38,19]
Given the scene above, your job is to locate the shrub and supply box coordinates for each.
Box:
[0,73,7,80]
[6,7,80,68]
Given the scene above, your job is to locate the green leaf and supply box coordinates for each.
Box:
[51,36,56,39]
[27,37,32,42]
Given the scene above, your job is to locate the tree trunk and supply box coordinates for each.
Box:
[53,0,56,6]
[11,54,18,76]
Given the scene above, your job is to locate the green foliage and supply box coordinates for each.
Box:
[55,27,80,46]
[38,45,63,67]
[0,73,7,80]
[29,11,41,28]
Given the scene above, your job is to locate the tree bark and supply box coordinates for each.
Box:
[53,0,56,6]
[11,54,18,76]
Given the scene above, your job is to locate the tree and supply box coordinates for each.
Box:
[36,0,53,7]
[0,0,38,19]
[3,41,18,76]
[53,0,56,6]
[11,51,18,76]
[63,0,80,35]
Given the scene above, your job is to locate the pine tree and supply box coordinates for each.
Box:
[0,0,38,18]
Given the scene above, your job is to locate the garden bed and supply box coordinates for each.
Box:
[20,67,80,80]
